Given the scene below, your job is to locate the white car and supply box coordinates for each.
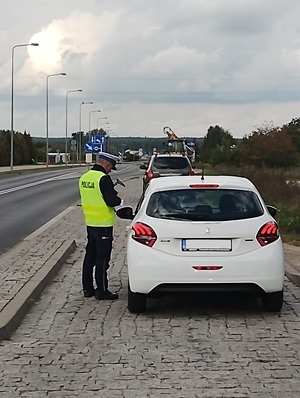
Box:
[117,175,285,313]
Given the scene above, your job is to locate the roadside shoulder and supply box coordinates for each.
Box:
[284,243,300,287]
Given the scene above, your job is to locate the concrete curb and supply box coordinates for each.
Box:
[285,265,300,288]
[284,243,300,288]
[0,239,76,341]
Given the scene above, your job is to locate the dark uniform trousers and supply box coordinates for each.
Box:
[82,225,113,295]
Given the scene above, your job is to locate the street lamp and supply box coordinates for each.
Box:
[79,101,93,164]
[10,42,39,172]
[65,89,82,165]
[105,128,113,152]
[97,117,108,130]
[99,121,109,129]
[46,73,66,167]
[88,110,101,140]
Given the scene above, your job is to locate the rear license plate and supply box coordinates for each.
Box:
[182,239,232,252]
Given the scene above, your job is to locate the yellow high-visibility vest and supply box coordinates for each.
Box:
[79,170,116,227]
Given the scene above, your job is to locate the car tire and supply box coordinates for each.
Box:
[261,290,283,312]
[128,283,147,313]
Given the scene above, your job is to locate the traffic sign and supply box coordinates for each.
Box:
[84,142,93,152]
[91,135,105,144]
[84,142,103,153]
[93,144,101,152]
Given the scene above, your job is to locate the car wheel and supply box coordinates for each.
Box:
[261,290,283,312]
[128,283,147,313]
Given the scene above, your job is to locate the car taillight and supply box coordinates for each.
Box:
[146,170,154,180]
[132,222,157,247]
[256,221,279,246]
[189,168,195,175]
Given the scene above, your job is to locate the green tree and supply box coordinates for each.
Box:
[0,130,10,166]
[199,125,236,164]
[0,130,37,166]
[284,118,300,154]
[236,124,298,167]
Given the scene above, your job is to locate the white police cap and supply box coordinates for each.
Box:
[97,152,119,169]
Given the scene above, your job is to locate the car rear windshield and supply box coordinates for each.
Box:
[146,188,264,221]
[152,157,189,170]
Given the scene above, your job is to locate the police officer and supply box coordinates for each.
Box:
[79,152,122,300]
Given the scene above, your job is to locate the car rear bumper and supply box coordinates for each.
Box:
[149,282,265,296]
[127,241,285,294]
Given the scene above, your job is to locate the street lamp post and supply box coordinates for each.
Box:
[99,121,109,130]
[10,42,39,172]
[65,89,82,165]
[88,110,101,140]
[105,128,113,152]
[46,73,66,167]
[79,101,93,164]
[97,117,108,130]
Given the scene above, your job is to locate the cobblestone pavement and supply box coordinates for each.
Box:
[1,176,300,397]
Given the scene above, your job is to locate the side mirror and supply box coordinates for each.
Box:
[140,164,147,170]
[266,205,277,217]
[116,206,134,220]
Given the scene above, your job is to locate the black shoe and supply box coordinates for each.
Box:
[95,290,119,300]
[83,290,95,298]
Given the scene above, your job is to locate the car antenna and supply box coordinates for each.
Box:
[201,162,204,180]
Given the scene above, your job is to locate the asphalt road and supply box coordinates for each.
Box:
[0,163,142,255]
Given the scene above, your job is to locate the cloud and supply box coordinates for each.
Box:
[133,44,219,76]
[26,10,122,74]
[1,1,300,139]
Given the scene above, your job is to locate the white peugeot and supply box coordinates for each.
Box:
[117,175,285,313]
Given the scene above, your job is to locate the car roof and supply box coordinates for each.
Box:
[146,175,257,191]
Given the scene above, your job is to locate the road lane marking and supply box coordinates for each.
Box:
[0,173,80,196]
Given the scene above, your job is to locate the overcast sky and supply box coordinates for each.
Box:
[1,0,300,139]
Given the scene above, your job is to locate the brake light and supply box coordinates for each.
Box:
[132,222,157,247]
[193,266,223,271]
[189,184,219,188]
[256,221,279,246]
[189,168,195,175]
[146,170,154,181]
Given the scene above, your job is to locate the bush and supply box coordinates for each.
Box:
[210,164,300,244]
